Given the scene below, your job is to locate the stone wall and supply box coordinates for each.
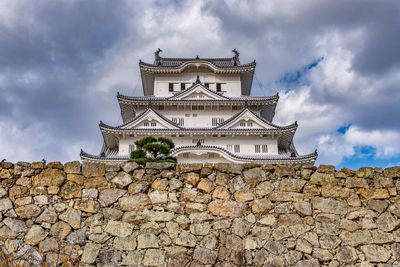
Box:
[0,161,400,266]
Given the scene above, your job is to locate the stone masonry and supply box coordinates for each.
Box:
[0,160,400,266]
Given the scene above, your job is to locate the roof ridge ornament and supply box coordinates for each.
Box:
[232,48,240,66]
[154,48,163,66]
[195,75,201,84]
[196,55,200,60]
[148,100,153,108]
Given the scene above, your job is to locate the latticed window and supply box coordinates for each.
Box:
[216,83,222,92]
[240,121,246,127]
[169,83,174,92]
[227,144,232,151]
[192,139,205,144]
[262,145,268,153]
[234,145,240,153]
[172,118,184,126]
[255,144,261,153]
[144,122,149,127]
[247,122,253,127]
[212,118,224,126]
[181,83,186,90]
[151,122,156,127]
[129,144,135,153]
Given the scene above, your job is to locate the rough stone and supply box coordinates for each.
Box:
[175,231,197,247]
[99,188,126,207]
[376,212,399,232]
[105,220,134,237]
[193,247,218,265]
[234,188,254,202]
[212,186,231,200]
[74,199,100,213]
[25,225,47,246]
[33,168,66,187]
[197,178,214,193]
[182,172,200,186]
[310,172,336,185]
[311,197,347,215]
[361,244,391,262]
[336,245,359,263]
[208,199,245,217]
[252,197,274,214]
[111,171,132,188]
[121,162,139,173]
[3,217,28,233]
[15,204,41,218]
[82,163,105,178]
[149,190,168,204]
[81,242,101,264]
[50,221,71,240]
[243,167,266,185]
[384,166,400,178]
[60,181,81,199]
[214,163,243,174]
[277,178,306,192]
[63,161,79,174]
[143,249,165,266]
[83,176,108,188]
[59,208,81,229]
[0,197,13,211]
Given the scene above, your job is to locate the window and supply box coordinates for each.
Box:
[182,153,189,158]
[192,139,205,144]
[158,105,164,110]
[151,122,156,127]
[129,144,135,153]
[234,145,240,153]
[205,83,209,88]
[181,83,186,91]
[172,118,184,126]
[212,118,218,126]
[144,122,149,127]
[255,144,261,153]
[247,122,253,127]
[169,83,174,92]
[192,105,204,110]
[227,144,232,151]
[209,153,215,158]
[216,83,222,92]
[240,121,246,127]
[212,118,224,126]
[262,145,268,153]
[232,106,240,110]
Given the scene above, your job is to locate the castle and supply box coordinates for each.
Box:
[81,49,317,164]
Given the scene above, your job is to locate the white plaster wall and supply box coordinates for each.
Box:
[154,70,241,97]
[133,107,261,128]
[118,135,278,157]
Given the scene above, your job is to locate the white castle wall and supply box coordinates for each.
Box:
[154,70,241,97]
[118,135,278,157]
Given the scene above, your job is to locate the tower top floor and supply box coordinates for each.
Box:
[139,49,256,97]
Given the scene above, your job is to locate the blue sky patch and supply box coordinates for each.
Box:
[337,124,352,134]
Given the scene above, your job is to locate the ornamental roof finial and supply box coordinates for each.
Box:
[232,48,240,66]
[244,99,248,108]
[148,100,153,108]
[314,149,318,155]
[196,75,201,83]
[196,140,202,146]
[196,55,200,60]
[154,48,163,65]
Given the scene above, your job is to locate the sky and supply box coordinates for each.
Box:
[0,0,400,169]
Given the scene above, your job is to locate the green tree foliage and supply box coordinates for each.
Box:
[129,136,177,164]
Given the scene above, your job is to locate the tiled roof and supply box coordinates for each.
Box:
[140,57,256,68]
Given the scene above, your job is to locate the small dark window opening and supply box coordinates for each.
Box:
[205,83,209,88]
[216,83,222,92]
[169,83,174,92]
[181,83,186,91]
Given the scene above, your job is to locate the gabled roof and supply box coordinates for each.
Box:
[216,106,297,130]
[140,50,256,96]
[100,106,182,131]
[168,80,229,100]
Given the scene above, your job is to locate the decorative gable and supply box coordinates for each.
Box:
[169,84,229,101]
[217,109,277,130]
[121,108,180,130]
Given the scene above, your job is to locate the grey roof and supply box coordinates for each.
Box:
[100,105,296,132]
[80,146,317,165]
[140,57,255,68]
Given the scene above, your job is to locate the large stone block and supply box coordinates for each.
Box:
[208,199,245,218]
[82,162,105,178]
[119,194,152,211]
[33,168,66,187]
